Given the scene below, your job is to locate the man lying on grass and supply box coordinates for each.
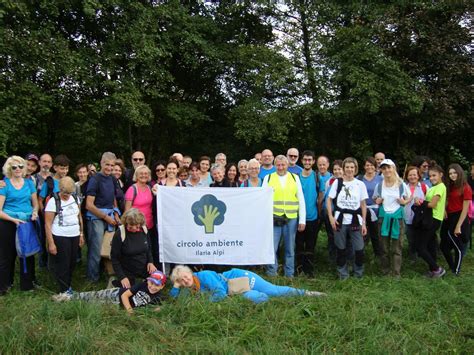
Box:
[53,271,166,314]
[170,265,327,303]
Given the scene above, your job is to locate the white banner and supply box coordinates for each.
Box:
[157,186,274,265]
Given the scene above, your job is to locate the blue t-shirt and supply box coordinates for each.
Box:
[360,175,383,206]
[299,171,318,221]
[258,166,276,179]
[288,165,303,174]
[39,178,60,198]
[319,172,332,210]
[0,178,35,215]
[240,178,262,187]
[85,173,116,209]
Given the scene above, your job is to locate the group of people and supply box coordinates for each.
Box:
[0,148,472,311]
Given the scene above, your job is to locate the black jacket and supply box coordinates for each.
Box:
[111,228,153,282]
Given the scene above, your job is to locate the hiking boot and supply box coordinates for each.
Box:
[305,290,327,297]
[431,267,446,279]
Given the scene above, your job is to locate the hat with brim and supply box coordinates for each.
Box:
[147,271,166,286]
[379,159,396,168]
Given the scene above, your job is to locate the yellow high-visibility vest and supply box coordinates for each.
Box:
[267,172,299,218]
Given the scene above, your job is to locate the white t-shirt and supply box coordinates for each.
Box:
[45,195,80,237]
[328,178,368,225]
[373,181,411,214]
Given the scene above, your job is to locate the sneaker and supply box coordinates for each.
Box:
[431,267,446,279]
[424,270,433,278]
[305,290,327,297]
[52,292,73,302]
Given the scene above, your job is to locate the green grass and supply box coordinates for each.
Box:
[1,234,473,353]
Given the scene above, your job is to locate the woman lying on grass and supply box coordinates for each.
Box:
[53,271,166,314]
[170,265,326,304]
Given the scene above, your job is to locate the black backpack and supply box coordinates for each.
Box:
[51,192,80,226]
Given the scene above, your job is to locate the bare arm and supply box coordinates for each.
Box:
[31,193,39,221]
[86,195,117,226]
[44,211,57,255]
[360,199,367,236]
[427,195,440,209]
[120,289,134,314]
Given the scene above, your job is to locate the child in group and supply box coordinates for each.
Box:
[53,271,167,314]
[413,165,447,278]
[440,164,472,275]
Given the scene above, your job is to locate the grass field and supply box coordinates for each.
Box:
[1,233,473,353]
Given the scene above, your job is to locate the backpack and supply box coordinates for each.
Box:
[375,180,405,199]
[118,224,148,242]
[314,171,321,194]
[131,184,152,206]
[16,220,42,272]
[42,176,56,209]
[51,192,80,226]
[420,182,428,195]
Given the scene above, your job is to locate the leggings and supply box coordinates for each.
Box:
[73,287,120,304]
[415,219,441,271]
[440,212,467,274]
[224,269,304,304]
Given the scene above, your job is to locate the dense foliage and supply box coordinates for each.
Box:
[1,1,472,167]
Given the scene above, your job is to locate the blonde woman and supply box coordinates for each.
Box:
[0,156,39,294]
[45,177,84,298]
[373,159,411,277]
[170,265,326,304]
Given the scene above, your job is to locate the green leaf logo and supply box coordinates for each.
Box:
[191,194,227,234]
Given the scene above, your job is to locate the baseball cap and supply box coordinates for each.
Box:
[379,159,396,168]
[25,153,39,163]
[147,271,166,286]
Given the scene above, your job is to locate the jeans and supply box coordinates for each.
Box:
[225,269,304,304]
[86,219,108,282]
[334,225,364,279]
[266,217,298,277]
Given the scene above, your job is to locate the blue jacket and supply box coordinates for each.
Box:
[170,269,250,302]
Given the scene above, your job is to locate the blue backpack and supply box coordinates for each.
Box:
[16,220,42,272]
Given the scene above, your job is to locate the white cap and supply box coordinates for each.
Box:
[379,159,396,168]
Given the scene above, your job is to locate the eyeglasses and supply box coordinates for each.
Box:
[60,191,72,195]
[288,155,298,159]
[156,168,165,172]
[11,165,24,170]
[133,158,144,162]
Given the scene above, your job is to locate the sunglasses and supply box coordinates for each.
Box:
[133,158,144,162]
[11,165,25,170]
[288,155,298,159]
[156,168,165,172]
